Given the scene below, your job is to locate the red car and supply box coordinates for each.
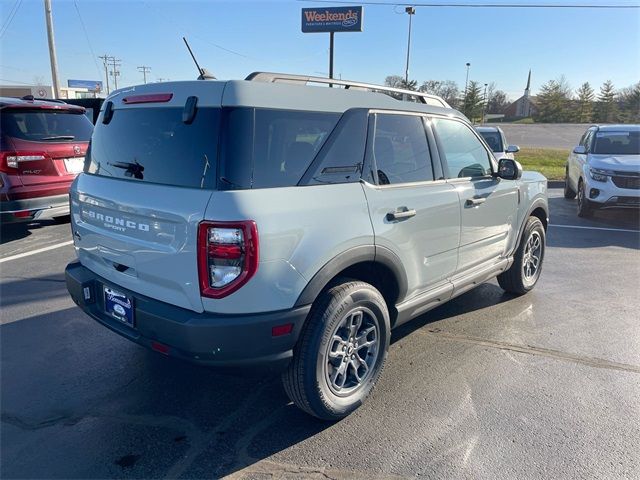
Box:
[1,96,93,223]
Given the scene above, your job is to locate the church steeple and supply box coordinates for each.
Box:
[524,69,531,97]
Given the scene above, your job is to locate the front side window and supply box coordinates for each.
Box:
[371,113,434,185]
[432,118,493,179]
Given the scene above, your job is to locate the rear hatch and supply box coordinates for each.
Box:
[0,106,92,190]
[71,83,224,312]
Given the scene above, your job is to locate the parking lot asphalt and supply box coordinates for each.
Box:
[1,188,639,479]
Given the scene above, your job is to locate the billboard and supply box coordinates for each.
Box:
[301,6,363,33]
[67,79,103,93]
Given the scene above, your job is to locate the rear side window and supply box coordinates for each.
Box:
[1,110,93,142]
[432,118,493,178]
[371,113,434,185]
[86,107,219,189]
[220,108,340,189]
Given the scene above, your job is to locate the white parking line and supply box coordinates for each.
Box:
[0,240,74,264]
[550,224,640,234]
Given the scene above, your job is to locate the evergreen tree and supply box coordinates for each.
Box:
[534,78,572,122]
[618,82,640,123]
[461,80,483,122]
[595,80,618,123]
[575,82,595,123]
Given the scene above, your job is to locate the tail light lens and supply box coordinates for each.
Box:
[198,220,259,298]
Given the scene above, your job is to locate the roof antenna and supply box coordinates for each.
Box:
[182,37,216,80]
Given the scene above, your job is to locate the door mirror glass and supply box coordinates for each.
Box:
[506,144,520,153]
[497,158,523,180]
[573,145,587,155]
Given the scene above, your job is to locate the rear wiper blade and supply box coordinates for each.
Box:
[40,135,75,141]
[108,160,144,179]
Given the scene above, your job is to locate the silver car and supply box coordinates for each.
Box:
[65,72,548,420]
[565,124,640,217]
[476,125,520,160]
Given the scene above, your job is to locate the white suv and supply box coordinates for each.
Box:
[565,125,640,217]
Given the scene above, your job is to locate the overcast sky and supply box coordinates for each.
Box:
[1,0,639,100]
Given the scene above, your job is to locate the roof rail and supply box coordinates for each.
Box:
[245,72,450,108]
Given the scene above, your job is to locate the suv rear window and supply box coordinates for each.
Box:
[86,107,219,189]
[1,109,93,142]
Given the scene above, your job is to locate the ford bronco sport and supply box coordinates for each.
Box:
[65,73,548,420]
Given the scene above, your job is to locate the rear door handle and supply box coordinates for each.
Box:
[386,208,416,221]
[465,197,486,207]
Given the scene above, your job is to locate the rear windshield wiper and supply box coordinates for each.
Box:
[108,160,144,179]
[40,135,75,141]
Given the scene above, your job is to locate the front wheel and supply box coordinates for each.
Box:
[577,179,593,218]
[282,279,390,420]
[498,216,545,295]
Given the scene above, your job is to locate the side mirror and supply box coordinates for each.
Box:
[573,145,587,155]
[496,158,523,180]
[506,145,520,153]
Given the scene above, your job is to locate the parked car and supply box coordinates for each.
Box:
[565,124,640,217]
[1,96,93,223]
[476,126,520,159]
[64,98,105,124]
[65,73,548,420]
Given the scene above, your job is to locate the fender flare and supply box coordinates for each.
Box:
[512,197,549,254]
[294,245,409,307]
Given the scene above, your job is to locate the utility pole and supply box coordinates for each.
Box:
[43,0,61,98]
[98,54,111,94]
[137,66,151,84]
[110,57,121,90]
[404,6,415,85]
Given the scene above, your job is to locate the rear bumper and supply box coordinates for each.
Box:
[0,194,70,222]
[65,261,310,372]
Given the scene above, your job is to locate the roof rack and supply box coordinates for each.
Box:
[245,72,450,108]
[20,95,67,104]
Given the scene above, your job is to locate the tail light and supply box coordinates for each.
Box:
[0,151,48,172]
[198,220,258,298]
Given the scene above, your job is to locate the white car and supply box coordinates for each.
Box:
[476,126,520,160]
[565,125,640,217]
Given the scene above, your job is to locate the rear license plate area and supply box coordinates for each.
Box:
[64,157,85,174]
[104,286,135,328]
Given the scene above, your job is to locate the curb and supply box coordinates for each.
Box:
[548,181,564,189]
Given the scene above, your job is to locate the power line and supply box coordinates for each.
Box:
[73,0,102,79]
[302,0,640,8]
[0,0,23,39]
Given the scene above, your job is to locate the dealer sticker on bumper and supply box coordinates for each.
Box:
[104,286,135,327]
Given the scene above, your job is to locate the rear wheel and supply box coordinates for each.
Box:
[498,216,545,295]
[577,179,593,218]
[563,168,576,199]
[282,279,390,420]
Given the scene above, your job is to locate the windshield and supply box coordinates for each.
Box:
[86,107,219,188]
[1,109,93,142]
[478,130,503,153]
[592,131,640,155]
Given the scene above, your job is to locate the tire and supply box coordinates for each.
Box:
[577,179,593,218]
[563,169,576,199]
[282,279,390,421]
[497,217,545,295]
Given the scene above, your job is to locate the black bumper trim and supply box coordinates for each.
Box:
[65,261,311,371]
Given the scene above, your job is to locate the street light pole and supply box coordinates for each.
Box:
[404,6,415,85]
[464,62,471,97]
[483,83,488,124]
